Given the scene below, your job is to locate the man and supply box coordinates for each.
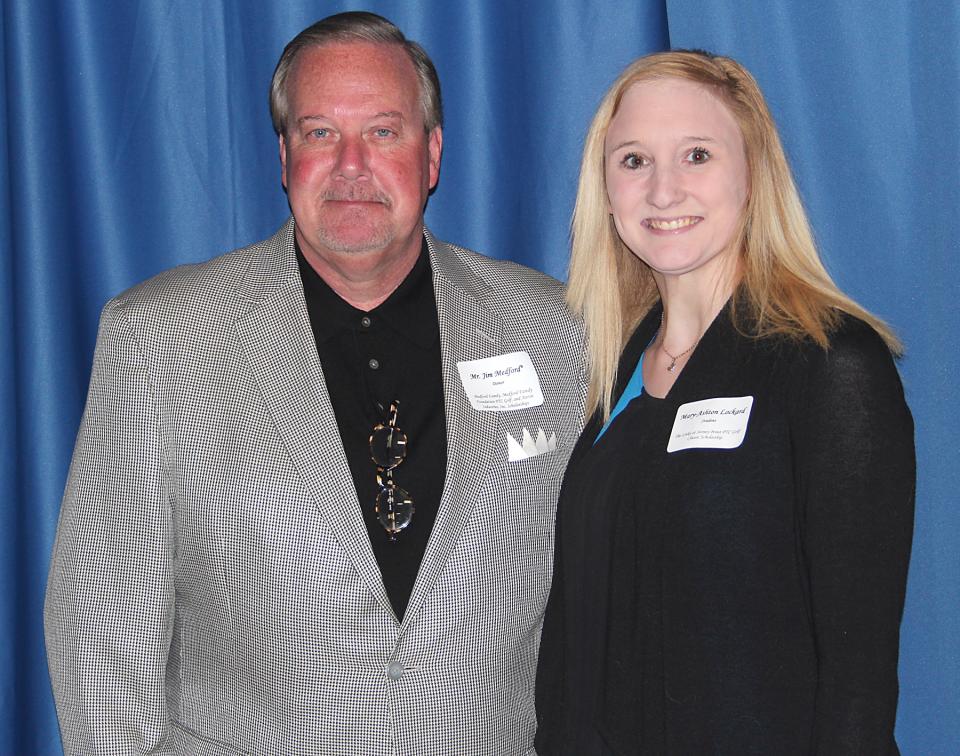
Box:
[45,12,584,755]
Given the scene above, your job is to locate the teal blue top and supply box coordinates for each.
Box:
[595,352,645,443]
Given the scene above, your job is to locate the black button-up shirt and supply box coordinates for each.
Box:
[297,239,447,621]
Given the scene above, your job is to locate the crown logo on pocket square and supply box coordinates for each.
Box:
[507,427,557,461]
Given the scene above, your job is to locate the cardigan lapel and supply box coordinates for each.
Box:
[400,231,505,630]
[232,219,393,617]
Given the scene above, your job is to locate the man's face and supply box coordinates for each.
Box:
[280,42,442,267]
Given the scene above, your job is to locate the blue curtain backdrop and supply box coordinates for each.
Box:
[2,0,957,752]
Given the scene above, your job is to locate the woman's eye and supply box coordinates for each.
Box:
[621,153,646,169]
[686,147,711,164]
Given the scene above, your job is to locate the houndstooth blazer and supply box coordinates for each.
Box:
[44,218,586,755]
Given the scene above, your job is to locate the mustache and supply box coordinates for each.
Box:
[322,187,391,205]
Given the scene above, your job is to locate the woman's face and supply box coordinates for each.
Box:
[604,77,748,283]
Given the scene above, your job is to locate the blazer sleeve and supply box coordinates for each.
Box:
[44,300,176,754]
[793,321,915,755]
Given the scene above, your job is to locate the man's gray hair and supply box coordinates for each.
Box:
[269,11,443,136]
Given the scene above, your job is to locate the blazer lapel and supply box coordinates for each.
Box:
[401,231,505,629]
[232,220,393,616]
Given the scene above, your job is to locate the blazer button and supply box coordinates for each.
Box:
[387,661,404,681]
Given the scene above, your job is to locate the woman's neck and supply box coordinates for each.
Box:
[641,265,738,398]
[654,265,736,352]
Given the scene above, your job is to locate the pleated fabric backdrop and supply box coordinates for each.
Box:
[2,1,956,752]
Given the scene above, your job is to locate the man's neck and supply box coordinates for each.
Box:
[297,229,424,311]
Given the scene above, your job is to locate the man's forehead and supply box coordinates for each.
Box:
[287,41,421,114]
[292,41,416,86]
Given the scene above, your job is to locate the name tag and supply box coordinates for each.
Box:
[667,396,754,453]
[457,351,544,412]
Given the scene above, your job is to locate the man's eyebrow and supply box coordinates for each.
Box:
[295,111,406,126]
[296,114,329,126]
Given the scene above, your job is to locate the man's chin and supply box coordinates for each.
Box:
[311,228,395,256]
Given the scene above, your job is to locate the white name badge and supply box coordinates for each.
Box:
[667,396,754,453]
[457,351,544,412]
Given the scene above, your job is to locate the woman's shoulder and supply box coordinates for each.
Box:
[828,311,895,352]
[734,311,907,415]
[803,311,900,378]
[784,312,909,420]
[743,309,895,366]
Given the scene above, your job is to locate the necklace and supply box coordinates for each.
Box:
[658,313,701,373]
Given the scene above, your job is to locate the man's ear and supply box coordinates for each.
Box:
[427,127,443,190]
[279,133,288,190]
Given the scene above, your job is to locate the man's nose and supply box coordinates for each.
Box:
[646,165,684,209]
[335,136,370,179]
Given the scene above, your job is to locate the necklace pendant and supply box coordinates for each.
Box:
[666,358,677,373]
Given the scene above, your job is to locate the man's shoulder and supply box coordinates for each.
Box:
[426,232,567,310]
[107,221,293,320]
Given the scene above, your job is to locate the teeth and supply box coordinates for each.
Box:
[647,217,699,230]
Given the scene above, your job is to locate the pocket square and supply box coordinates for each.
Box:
[507,427,557,461]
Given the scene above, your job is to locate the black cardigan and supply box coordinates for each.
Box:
[536,303,915,755]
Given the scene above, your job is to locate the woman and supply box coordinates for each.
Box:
[536,51,914,755]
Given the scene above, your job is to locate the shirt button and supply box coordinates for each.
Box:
[368,358,380,370]
[360,316,372,329]
[387,661,404,681]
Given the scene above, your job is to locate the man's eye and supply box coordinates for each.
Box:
[686,147,711,164]
[309,128,330,139]
[373,128,395,138]
[621,153,646,169]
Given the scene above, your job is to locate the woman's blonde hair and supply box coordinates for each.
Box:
[568,50,900,421]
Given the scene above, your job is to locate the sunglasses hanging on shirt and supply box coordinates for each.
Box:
[369,400,414,540]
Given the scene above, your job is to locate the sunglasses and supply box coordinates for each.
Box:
[369,400,414,540]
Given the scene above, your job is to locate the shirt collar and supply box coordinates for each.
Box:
[296,236,439,350]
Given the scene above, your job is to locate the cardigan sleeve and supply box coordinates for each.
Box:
[792,319,915,755]
[535,506,567,754]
